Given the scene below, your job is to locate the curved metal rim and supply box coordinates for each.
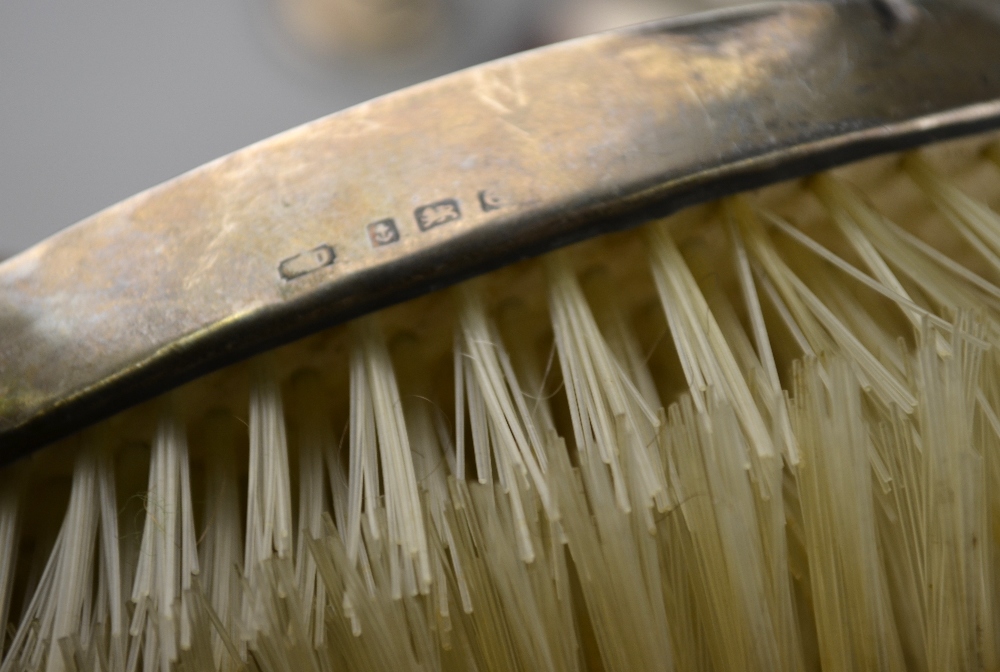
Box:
[3,0,1000,460]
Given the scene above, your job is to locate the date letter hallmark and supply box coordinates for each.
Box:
[279,244,335,280]
[478,190,503,212]
[367,218,400,247]
[415,199,461,231]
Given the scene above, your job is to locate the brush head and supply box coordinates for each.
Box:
[4,0,1000,459]
[8,135,1000,671]
[9,4,1000,668]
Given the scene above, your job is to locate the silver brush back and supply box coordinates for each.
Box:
[3,0,1000,459]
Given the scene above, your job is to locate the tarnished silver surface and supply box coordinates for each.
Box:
[3,0,1000,459]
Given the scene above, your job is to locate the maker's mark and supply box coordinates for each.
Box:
[279,244,335,280]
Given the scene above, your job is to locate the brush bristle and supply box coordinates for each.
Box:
[5,135,1000,672]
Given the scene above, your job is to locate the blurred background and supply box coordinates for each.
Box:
[0,0,749,258]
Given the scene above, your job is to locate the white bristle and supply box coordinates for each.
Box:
[726,199,799,466]
[49,446,100,672]
[546,252,634,512]
[291,372,331,648]
[8,146,1000,671]
[453,328,467,481]
[240,363,296,658]
[648,222,777,463]
[351,316,432,597]
[123,406,201,672]
[199,414,243,671]
[0,469,22,656]
[95,442,126,672]
[456,284,558,556]
[792,356,907,671]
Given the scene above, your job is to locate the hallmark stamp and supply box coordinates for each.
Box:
[478,190,502,212]
[279,244,335,280]
[415,199,461,231]
[367,218,400,247]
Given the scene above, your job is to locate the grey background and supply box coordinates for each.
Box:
[0,0,742,257]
